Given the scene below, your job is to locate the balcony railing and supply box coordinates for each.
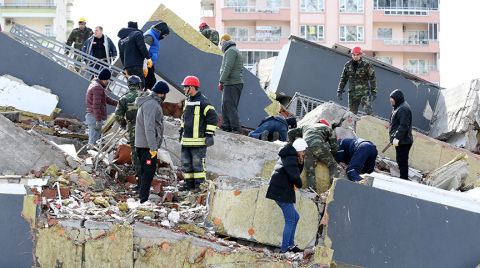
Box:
[0,2,56,7]
[374,38,437,46]
[225,5,288,13]
[374,6,439,11]
[404,64,438,75]
[232,35,283,42]
[374,7,438,16]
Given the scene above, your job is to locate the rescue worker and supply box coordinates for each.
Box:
[118,22,150,88]
[66,17,93,51]
[179,76,219,191]
[335,138,378,182]
[134,81,169,203]
[337,46,377,115]
[288,119,339,190]
[115,75,143,189]
[249,116,297,142]
[144,21,170,90]
[199,22,219,46]
[389,89,413,180]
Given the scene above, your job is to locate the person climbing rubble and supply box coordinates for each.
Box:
[248,115,297,142]
[85,68,118,145]
[179,76,219,191]
[199,22,219,46]
[288,119,339,190]
[134,81,169,203]
[335,138,378,182]
[266,138,307,253]
[143,21,170,90]
[115,75,143,190]
[66,17,93,51]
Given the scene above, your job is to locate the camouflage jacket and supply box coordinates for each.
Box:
[201,27,219,46]
[115,90,142,128]
[288,123,339,154]
[337,58,377,95]
[66,27,93,50]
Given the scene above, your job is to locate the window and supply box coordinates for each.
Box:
[44,25,53,37]
[240,50,279,69]
[226,27,249,42]
[374,0,439,10]
[225,0,247,7]
[376,56,393,65]
[377,28,392,40]
[340,0,364,13]
[300,25,324,41]
[406,59,428,74]
[407,30,428,44]
[300,0,325,12]
[428,23,438,40]
[339,25,364,42]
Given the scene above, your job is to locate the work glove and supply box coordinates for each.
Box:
[147,59,153,68]
[205,134,214,147]
[94,121,103,131]
[337,91,343,101]
[392,138,400,147]
[143,68,148,77]
[178,128,183,142]
[150,150,157,158]
[218,83,223,92]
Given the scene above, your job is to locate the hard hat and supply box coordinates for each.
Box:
[127,75,142,86]
[79,18,87,23]
[351,46,362,55]
[182,76,200,88]
[292,138,308,152]
[319,119,330,126]
[199,22,207,30]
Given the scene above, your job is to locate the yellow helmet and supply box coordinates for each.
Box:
[78,17,87,23]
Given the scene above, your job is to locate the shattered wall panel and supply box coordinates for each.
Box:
[268,36,440,131]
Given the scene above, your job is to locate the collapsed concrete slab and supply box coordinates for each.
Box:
[430,79,480,151]
[424,153,469,190]
[356,116,480,186]
[0,114,67,175]
[208,177,319,249]
[0,75,58,116]
[257,56,277,89]
[268,36,440,131]
[324,175,480,267]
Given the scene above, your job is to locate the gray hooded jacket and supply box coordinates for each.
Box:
[134,92,164,151]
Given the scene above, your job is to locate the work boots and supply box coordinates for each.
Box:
[260,130,269,141]
[179,179,195,192]
[272,131,280,141]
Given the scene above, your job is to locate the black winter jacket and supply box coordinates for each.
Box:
[266,144,303,203]
[389,89,413,144]
[117,27,150,69]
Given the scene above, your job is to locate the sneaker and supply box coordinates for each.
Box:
[272,131,280,141]
[260,130,269,141]
[288,246,303,253]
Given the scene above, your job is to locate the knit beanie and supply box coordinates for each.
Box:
[152,81,170,94]
[220,34,231,42]
[128,21,138,29]
[98,69,111,80]
[292,138,308,152]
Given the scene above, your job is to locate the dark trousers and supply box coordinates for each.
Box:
[181,146,207,187]
[125,67,145,90]
[276,201,299,252]
[145,65,157,90]
[221,83,243,131]
[395,143,412,180]
[136,147,157,202]
[346,142,378,182]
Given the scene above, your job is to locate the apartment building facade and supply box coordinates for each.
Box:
[201,0,440,84]
[0,0,74,42]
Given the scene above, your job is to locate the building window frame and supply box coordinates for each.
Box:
[226,26,249,42]
[339,25,364,42]
[44,25,53,37]
[339,0,364,13]
[406,59,429,74]
[376,56,393,65]
[377,27,393,40]
[299,25,325,41]
[300,0,325,12]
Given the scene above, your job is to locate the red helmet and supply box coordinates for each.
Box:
[319,119,330,126]
[199,22,207,30]
[182,76,200,87]
[351,46,362,55]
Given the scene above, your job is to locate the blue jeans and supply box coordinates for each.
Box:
[276,201,300,252]
[85,113,102,145]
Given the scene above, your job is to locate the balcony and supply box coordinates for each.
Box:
[232,35,289,50]
[372,38,439,53]
[404,64,439,83]
[222,6,290,21]
[373,8,439,23]
[0,1,56,18]
[0,1,56,8]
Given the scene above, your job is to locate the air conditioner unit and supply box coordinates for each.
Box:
[5,18,15,25]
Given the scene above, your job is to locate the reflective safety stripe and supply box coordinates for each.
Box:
[184,173,194,179]
[181,137,206,146]
[185,101,201,106]
[193,106,200,138]
[193,172,206,179]
[127,104,138,111]
[206,124,217,132]
[204,105,215,116]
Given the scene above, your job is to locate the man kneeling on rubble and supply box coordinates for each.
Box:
[179,76,219,192]
[335,138,378,182]
[248,115,297,142]
[266,138,307,253]
[134,81,169,203]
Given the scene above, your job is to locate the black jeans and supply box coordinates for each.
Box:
[136,147,157,202]
[145,65,157,90]
[395,143,412,180]
[125,66,145,90]
[221,83,243,131]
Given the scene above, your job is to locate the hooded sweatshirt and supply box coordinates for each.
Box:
[389,89,413,144]
[219,40,243,85]
[134,92,164,151]
[117,27,150,69]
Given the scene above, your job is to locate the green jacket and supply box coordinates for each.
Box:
[288,123,338,154]
[219,41,244,86]
[337,58,377,96]
[66,27,93,50]
[201,27,219,46]
[115,89,142,129]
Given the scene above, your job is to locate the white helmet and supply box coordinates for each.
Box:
[292,138,308,152]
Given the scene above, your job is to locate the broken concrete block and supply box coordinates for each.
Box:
[0,111,19,122]
[35,225,83,268]
[0,75,58,116]
[377,158,423,182]
[300,163,330,193]
[208,177,319,249]
[424,153,469,190]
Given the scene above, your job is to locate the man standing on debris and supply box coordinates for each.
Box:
[266,138,307,253]
[335,138,378,182]
[248,115,297,142]
[144,21,170,90]
[135,81,169,203]
[337,46,377,115]
[85,69,118,145]
[218,34,243,133]
[118,21,150,88]
[82,26,117,66]
[288,119,339,190]
[66,18,93,51]
[115,75,143,189]
[389,89,413,180]
[199,22,219,46]
[179,76,219,191]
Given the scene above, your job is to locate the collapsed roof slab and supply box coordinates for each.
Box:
[324,177,480,267]
[141,5,272,129]
[268,36,440,132]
